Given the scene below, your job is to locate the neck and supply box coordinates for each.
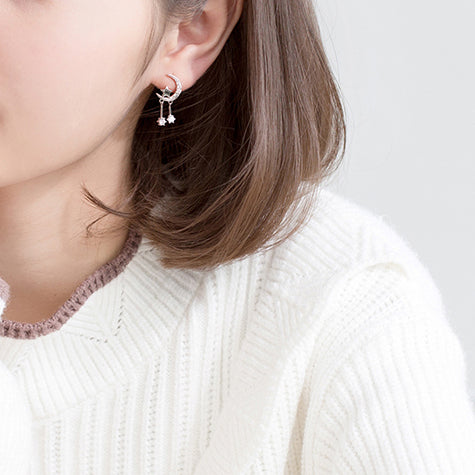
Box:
[0,147,132,323]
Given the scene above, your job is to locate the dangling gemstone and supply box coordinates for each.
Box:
[158,117,167,126]
[167,115,176,124]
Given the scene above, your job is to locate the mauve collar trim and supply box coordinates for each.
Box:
[0,228,143,340]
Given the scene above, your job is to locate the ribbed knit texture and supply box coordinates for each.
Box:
[0,359,32,474]
[0,186,474,474]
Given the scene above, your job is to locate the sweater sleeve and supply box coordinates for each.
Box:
[301,263,475,474]
[0,361,32,474]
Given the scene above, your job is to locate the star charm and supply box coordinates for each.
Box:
[167,114,176,124]
[157,117,166,126]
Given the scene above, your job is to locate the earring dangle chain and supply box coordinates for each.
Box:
[156,73,182,126]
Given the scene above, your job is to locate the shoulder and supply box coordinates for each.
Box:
[275,185,430,277]
[264,187,468,395]
[260,185,446,319]
[239,186,465,388]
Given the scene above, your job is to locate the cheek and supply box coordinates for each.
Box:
[0,1,150,183]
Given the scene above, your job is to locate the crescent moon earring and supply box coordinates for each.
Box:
[155,73,182,126]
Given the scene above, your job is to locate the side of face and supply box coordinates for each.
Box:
[0,0,158,187]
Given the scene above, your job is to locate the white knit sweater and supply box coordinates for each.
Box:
[0,187,474,474]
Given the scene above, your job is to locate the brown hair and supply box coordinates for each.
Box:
[84,0,347,270]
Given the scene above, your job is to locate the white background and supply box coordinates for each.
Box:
[314,0,475,406]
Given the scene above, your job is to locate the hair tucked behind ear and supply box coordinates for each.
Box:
[83,0,347,270]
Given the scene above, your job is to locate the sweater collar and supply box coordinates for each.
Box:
[0,232,205,344]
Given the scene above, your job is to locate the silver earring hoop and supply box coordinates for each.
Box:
[156,73,182,126]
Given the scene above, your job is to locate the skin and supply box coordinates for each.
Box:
[0,0,244,323]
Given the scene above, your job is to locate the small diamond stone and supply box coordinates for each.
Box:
[162,87,172,98]
[158,117,166,126]
[167,115,176,123]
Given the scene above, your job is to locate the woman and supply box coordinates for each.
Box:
[0,0,474,473]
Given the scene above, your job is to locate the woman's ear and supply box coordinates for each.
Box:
[150,0,244,92]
